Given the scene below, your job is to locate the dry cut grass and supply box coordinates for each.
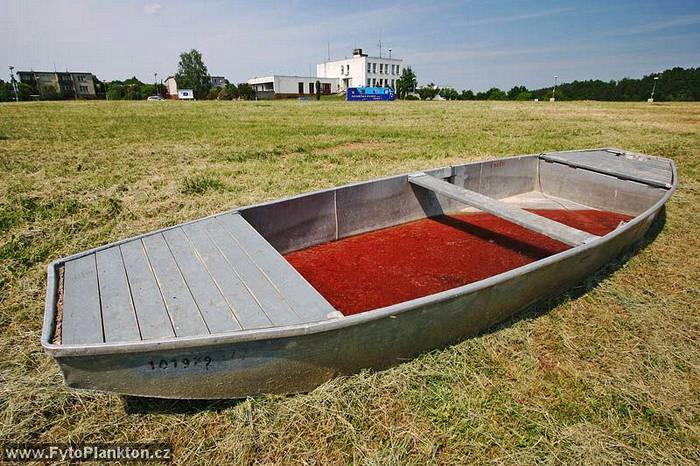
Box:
[0,100,699,464]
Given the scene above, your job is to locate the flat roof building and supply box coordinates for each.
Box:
[247,48,405,99]
[248,76,339,99]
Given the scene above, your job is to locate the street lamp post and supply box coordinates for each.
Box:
[8,66,19,102]
[551,75,558,102]
[154,72,158,97]
[648,76,659,103]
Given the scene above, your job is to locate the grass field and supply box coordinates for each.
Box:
[0,100,698,464]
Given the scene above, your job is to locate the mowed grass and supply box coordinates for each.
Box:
[0,100,699,464]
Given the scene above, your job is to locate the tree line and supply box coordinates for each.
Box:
[408,66,699,102]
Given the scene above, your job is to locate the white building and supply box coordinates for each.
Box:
[247,48,404,99]
[317,48,403,90]
[164,76,178,98]
[248,76,339,99]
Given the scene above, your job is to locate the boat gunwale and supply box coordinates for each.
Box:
[41,148,677,357]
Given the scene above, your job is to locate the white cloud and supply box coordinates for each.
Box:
[143,3,162,15]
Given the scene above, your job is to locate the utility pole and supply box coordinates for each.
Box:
[551,75,558,101]
[8,66,19,101]
[648,76,659,103]
[154,72,158,96]
[388,48,392,59]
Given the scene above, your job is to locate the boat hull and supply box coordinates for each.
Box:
[53,205,660,399]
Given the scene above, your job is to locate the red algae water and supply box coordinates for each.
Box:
[284,209,632,316]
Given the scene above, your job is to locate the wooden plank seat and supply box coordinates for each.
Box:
[408,172,599,247]
[60,213,337,345]
[540,150,673,189]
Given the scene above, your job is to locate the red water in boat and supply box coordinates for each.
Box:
[284,209,631,316]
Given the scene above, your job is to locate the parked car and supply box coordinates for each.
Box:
[147,95,164,101]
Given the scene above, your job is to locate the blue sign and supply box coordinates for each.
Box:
[346,87,396,101]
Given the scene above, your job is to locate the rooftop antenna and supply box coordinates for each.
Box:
[327,41,330,62]
[377,37,382,58]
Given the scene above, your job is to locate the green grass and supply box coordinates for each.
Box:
[0,100,698,464]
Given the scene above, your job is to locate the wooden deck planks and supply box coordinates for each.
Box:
[201,217,304,326]
[409,173,598,247]
[218,213,335,321]
[120,240,175,340]
[95,247,141,342]
[60,212,338,346]
[142,234,209,337]
[62,255,104,344]
[181,222,272,330]
[162,228,242,333]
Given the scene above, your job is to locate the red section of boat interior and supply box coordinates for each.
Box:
[284,209,632,316]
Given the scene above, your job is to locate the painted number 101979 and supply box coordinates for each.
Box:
[147,355,212,371]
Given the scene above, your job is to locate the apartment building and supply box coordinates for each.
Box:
[17,70,96,98]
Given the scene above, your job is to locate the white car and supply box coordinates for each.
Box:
[146,95,164,101]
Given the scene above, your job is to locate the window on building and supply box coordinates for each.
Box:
[396,66,400,75]
[367,79,371,86]
[367,62,371,73]
[298,82,304,94]
[80,85,88,92]
[346,64,350,75]
[340,65,344,75]
[322,83,331,94]
[372,63,376,73]
[309,82,314,94]
[391,79,395,88]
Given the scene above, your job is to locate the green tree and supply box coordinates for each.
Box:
[486,88,507,100]
[17,82,33,101]
[515,91,533,101]
[223,82,239,99]
[237,83,256,100]
[395,66,417,99]
[507,85,528,99]
[207,87,220,100]
[126,84,142,100]
[218,86,231,100]
[439,87,459,100]
[417,84,440,100]
[0,80,8,101]
[106,83,126,100]
[460,89,475,100]
[175,49,211,99]
[315,80,321,100]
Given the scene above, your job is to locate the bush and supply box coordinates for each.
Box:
[237,83,256,100]
[207,87,220,100]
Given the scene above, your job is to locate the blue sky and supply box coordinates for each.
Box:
[1,0,699,90]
